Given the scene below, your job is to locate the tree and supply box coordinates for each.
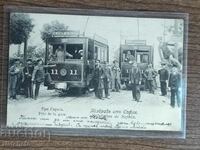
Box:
[10,13,34,44]
[26,46,45,60]
[41,21,68,42]
[10,13,34,61]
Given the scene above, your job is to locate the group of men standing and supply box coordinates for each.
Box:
[128,60,181,108]
[93,60,121,100]
[9,58,54,100]
[9,57,181,108]
[92,58,181,108]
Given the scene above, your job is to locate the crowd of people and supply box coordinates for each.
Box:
[92,59,181,108]
[9,57,181,108]
[9,58,55,100]
[92,60,121,99]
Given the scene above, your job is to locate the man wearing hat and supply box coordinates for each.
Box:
[158,61,169,96]
[32,59,55,100]
[9,58,20,99]
[129,61,142,101]
[23,58,34,98]
[168,66,181,108]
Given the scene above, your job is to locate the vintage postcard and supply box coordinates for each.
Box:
[6,10,187,133]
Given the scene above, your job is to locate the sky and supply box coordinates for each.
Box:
[9,13,184,68]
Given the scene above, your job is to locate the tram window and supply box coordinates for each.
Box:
[66,44,83,59]
[94,46,108,62]
[100,48,103,61]
[137,54,149,63]
[137,54,141,63]
[48,45,55,62]
[94,46,98,60]
[50,44,65,62]
[141,54,149,63]
[103,48,108,62]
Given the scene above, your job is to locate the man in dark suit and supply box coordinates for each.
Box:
[93,60,104,99]
[168,66,181,108]
[129,61,142,101]
[158,62,169,96]
[23,58,34,98]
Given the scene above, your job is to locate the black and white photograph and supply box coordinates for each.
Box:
[7,10,186,132]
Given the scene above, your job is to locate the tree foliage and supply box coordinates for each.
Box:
[27,46,45,60]
[10,13,34,44]
[41,21,68,41]
[12,46,45,61]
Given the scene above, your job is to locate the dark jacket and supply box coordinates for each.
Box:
[93,66,104,89]
[129,67,142,84]
[168,72,181,90]
[32,66,45,83]
[23,65,34,81]
[158,68,169,81]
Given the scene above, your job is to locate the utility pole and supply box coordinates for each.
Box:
[83,17,89,36]
[137,18,140,40]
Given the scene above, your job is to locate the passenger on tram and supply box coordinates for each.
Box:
[55,46,73,61]
[124,50,135,63]
[73,48,83,59]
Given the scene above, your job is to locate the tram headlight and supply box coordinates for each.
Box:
[60,68,67,76]
[55,83,67,89]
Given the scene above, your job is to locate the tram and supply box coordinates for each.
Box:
[44,31,109,94]
[119,40,154,89]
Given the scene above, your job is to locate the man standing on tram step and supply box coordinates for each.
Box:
[93,60,104,99]
[144,64,157,94]
[32,59,55,100]
[129,61,142,102]
[168,66,181,108]
[158,61,169,96]
[23,58,34,98]
[102,61,112,99]
[9,58,20,99]
[111,60,121,92]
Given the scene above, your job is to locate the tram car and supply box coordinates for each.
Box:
[44,31,109,94]
[119,40,154,89]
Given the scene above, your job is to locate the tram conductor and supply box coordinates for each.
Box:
[55,46,73,62]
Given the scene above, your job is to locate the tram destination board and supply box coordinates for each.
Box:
[2,6,188,138]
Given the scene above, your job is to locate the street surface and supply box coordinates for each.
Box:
[7,85,182,131]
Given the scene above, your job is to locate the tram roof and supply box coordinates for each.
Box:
[47,31,108,45]
[47,35,108,46]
